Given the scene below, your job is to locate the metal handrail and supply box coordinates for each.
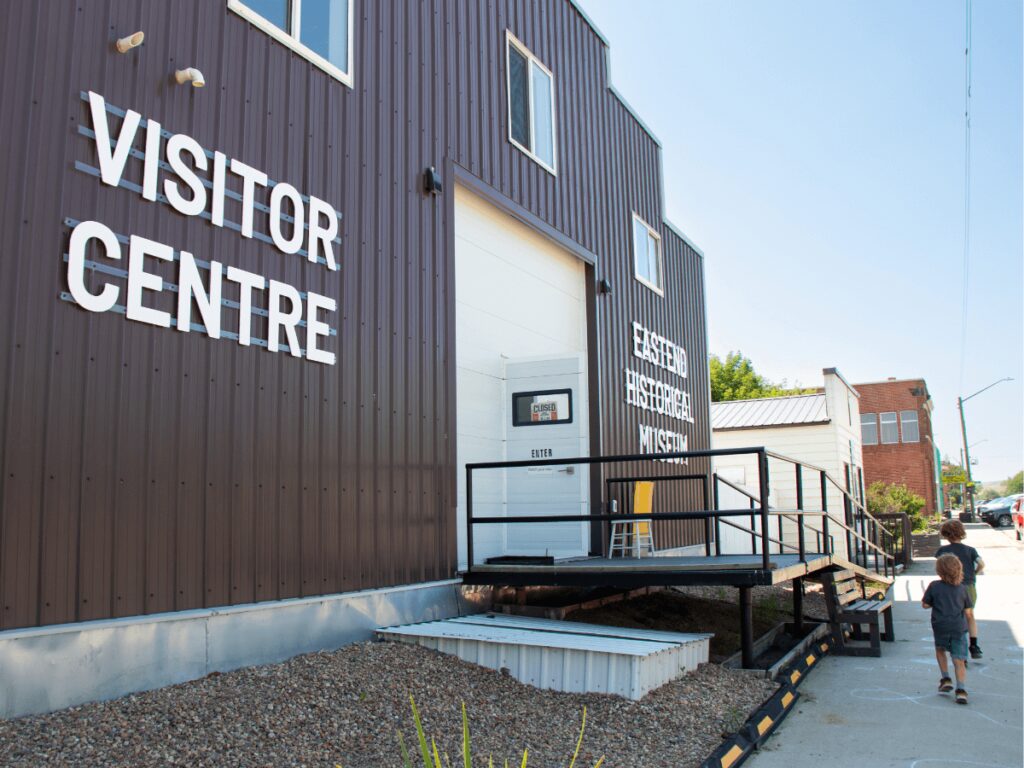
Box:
[765,449,894,546]
[470,508,767,524]
[464,446,896,578]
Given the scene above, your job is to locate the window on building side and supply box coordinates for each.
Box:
[632,213,663,294]
[229,0,353,86]
[861,413,878,445]
[901,410,920,443]
[879,411,898,444]
[506,32,556,173]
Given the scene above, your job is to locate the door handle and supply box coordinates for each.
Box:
[557,466,575,475]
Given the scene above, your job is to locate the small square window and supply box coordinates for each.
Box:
[632,213,663,294]
[506,32,557,174]
[879,412,898,444]
[861,413,878,445]
[229,0,353,86]
[900,410,920,443]
[512,389,573,426]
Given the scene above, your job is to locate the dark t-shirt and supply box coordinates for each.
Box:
[923,580,972,634]
[935,542,980,585]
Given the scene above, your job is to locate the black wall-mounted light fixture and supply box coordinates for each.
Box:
[423,166,442,196]
[598,277,612,295]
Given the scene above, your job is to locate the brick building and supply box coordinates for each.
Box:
[854,378,941,514]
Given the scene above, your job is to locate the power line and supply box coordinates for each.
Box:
[958,0,973,394]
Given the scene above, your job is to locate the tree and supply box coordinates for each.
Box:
[978,486,999,502]
[709,351,815,402]
[941,461,968,508]
[1007,471,1023,495]
[866,481,928,531]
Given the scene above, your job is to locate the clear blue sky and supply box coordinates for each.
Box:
[579,0,1023,482]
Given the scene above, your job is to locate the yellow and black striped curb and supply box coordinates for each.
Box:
[701,732,755,768]
[742,683,800,747]
[700,634,837,768]
[780,633,836,688]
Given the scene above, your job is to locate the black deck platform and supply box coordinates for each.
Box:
[463,552,891,588]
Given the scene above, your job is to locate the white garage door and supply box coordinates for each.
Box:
[454,185,590,569]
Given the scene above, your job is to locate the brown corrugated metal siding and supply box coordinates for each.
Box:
[0,0,710,630]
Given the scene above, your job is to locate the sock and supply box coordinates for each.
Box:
[969,636,978,647]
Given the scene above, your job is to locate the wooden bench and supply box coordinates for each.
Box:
[820,569,894,657]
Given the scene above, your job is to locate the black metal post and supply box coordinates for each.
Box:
[795,464,805,562]
[466,466,474,569]
[703,474,712,556]
[712,475,722,556]
[749,499,757,555]
[820,470,830,555]
[860,509,868,567]
[843,493,853,563]
[872,519,879,574]
[758,451,771,570]
[740,586,755,668]
[793,577,804,635]
[844,465,855,563]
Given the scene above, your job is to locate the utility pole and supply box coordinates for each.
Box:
[958,397,975,519]
[958,377,1013,521]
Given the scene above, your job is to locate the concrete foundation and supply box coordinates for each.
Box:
[0,579,488,719]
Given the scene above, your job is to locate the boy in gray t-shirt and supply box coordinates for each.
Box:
[936,519,985,658]
[922,553,975,705]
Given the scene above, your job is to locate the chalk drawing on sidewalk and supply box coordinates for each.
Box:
[908,760,1018,768]
[848,687,1017,730]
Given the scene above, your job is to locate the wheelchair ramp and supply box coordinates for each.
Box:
[376,613,710,700]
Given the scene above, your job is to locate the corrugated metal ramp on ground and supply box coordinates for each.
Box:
[376,613,710,700]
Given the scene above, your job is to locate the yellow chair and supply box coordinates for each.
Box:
[609,481,656,557]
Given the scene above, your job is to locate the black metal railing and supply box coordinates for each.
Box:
[875,513,913,567]
[465,446,896,578]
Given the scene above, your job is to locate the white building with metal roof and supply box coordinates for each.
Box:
[711,369,864,558]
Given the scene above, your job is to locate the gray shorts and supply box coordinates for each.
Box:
[934,630,969,660]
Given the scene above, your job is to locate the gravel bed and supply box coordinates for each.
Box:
[0,641,777,768]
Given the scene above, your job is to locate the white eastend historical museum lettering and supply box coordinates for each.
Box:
[625,321,693,463]
[63,91,340,365]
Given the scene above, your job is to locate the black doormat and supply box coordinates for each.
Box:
[484,555,556,565]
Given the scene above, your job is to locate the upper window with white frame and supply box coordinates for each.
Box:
[879,411,898,444]
[632,213,663,294]
[229,0,353,86]
[506,32,556,173]
[860,413,878,445]
[900,410,920,443]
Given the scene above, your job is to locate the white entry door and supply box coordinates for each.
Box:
[454,185,589,568]
[503,357,589,559]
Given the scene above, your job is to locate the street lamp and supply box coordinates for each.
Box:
[958,377,1013,519]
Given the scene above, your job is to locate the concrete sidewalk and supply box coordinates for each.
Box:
[748,522,1024,768]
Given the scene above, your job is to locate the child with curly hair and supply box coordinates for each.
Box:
[922,553,974,704]
[936,519,985,658]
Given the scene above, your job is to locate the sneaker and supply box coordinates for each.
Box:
[969,644,983,659]
[955,689,968,705]
[938,677,953,692]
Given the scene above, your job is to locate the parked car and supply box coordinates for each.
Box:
[977,496,1006,514]
[1013,497,1024,541]
[980,494,1023,528]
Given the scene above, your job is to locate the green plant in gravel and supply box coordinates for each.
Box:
[721,704,746,734]
[390,695,605,768]
[756,593,781,624]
